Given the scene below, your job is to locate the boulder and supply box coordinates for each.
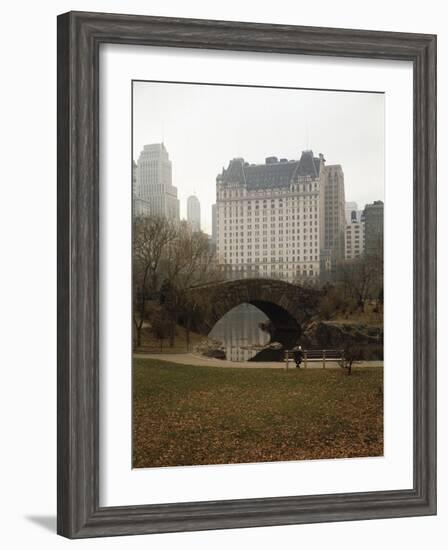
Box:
[194,338,226,359]
[301,321,383,360]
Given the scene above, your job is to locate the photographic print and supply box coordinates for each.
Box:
[57,13,436,537]
[132,81,384,469]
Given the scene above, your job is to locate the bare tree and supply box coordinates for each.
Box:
[132,216,177,348]
[162,222,219,348]
[337,253,383,312]
[132,216,219,350]
[148,304,172,351]
[338,341,362,375]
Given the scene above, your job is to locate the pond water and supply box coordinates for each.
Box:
[208,303,271,361]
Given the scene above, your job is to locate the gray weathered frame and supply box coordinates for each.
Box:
[57,11,437,538]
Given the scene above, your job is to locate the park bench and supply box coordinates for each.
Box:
[284,349,345,369]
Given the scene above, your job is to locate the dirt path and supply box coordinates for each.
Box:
[133,352,383,370]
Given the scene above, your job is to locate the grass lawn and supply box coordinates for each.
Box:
[133,358,383,468]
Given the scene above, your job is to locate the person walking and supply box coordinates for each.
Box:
[293,345,303,368]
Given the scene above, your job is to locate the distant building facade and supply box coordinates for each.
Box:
[135,143,180,221]
[364,200,384,256]
[322,164,346,266]
[211,204,217,244]
[345,212,365,260]
[345,201,358,224]
[132,160,151,217]
[187,195,201,232]
[345,201,365,226]
[133,196,152,217]
[215,150,345,282]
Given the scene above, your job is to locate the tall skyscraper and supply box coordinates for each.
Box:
[187,195,201,232]
[322,164,346,265]
[364,200,384,256]
[135,143,180,221]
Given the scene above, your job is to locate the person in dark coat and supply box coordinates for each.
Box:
[293,346,303,368]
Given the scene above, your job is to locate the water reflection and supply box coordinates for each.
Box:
[208,303,271,361]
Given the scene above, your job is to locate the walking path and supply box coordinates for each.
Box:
[134,352,383,370]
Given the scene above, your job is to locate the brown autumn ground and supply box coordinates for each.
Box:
[135,324,203,354]
[133,358,383,468]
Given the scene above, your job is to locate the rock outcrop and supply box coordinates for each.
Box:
[301,321,383,360]
[194,338,226,359]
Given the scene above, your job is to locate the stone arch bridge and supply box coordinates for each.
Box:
[187,278,323,350]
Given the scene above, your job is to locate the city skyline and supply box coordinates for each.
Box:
[133,81,384,234]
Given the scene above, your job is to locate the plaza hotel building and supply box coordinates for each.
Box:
[215,150,345,282]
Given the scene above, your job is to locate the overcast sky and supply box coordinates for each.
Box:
[133,81,384,234]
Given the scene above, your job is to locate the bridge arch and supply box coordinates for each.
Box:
[188,278,323,350]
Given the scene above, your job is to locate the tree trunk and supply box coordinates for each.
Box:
[136,326,142,349]
[186,316,191,351]
[169,320,175,348]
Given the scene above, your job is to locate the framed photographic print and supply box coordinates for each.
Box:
[57,11,437,538]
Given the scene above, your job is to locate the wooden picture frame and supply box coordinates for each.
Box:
[57,11,437,538]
